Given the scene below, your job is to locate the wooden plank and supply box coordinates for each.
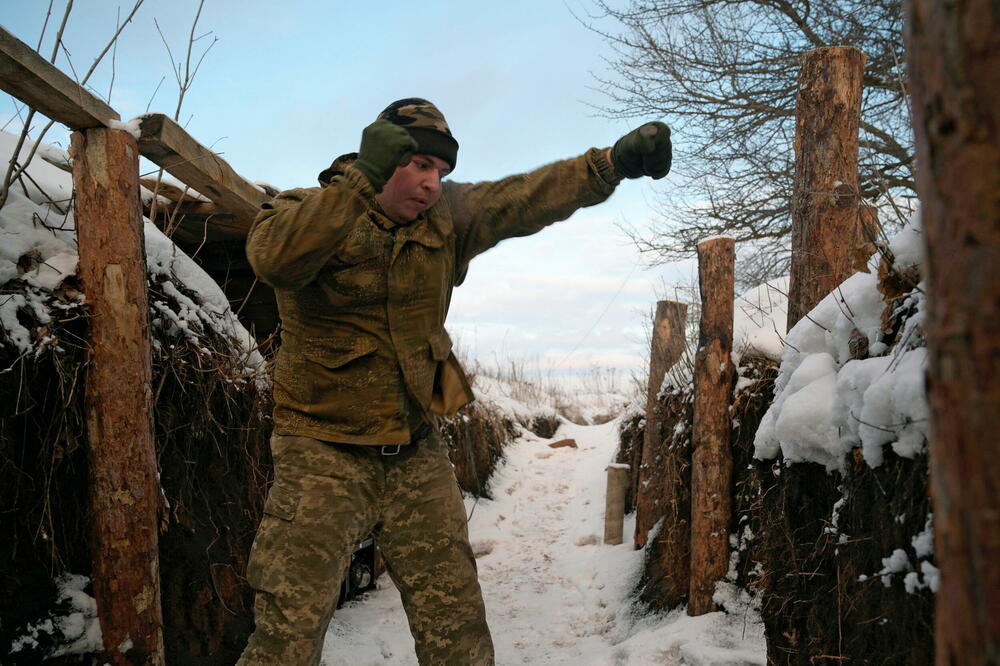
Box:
[688,236,736,617]
[0,26,119,129]
[72,127,164,665]
[137,114,269,223]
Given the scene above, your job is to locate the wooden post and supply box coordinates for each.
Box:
[787,46,867,330]
[634,300,688,548]
[688,237,736,616]
[72,128,164,665]
[604,464,630,545]
[906,1,1000,663]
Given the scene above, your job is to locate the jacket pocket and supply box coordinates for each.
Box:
[303,336,378,369]
[428,329,453,361]
[263,482,300,521]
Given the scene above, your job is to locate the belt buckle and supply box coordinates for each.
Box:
[380,444,401,456]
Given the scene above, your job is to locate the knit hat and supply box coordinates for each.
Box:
[377,98,458,171]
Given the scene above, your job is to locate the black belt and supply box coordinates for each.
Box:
[380,421,431,456]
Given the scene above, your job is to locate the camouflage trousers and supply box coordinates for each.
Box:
[237,430,494,666]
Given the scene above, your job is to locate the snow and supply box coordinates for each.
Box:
[2,129,268,657]
[753,212,928,472]
[732,278,788,362]
[698,235,735,245]
[869,525,939,595]
[831,348,929,467]
[0,130,264,374]
[8,574,102,658]
[322,391,766,665]
[107,118,142,140]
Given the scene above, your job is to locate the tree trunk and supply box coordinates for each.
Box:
[634,300,688,548]
[906,0,1000,663]
[689,237,736,616]
[787,46,867,330]
[72,128,164,665]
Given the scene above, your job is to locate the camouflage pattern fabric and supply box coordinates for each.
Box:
[377,97,455,136]
[237,431,494,666]
[246,148,621,446]
[375,97,458,170]
[317,152,358,187]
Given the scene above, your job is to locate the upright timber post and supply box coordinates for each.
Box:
[688,237,735,616]
[907,0,1000,662]
[787,46,866,330]
[72,127,164,665]
[604,464,630,545]
[634,299,688,548]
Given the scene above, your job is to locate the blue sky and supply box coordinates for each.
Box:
[2,0,695,386]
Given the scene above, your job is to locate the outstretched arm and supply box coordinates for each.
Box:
[446,121,672,285]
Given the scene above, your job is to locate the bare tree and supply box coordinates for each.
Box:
[581,0,913,284]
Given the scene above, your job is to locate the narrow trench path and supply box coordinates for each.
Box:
[322,419,766,665]
[322,420,631,665]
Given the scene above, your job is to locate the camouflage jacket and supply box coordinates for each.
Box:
[247,148,620,445]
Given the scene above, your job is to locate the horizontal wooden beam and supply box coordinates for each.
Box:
[0,26,119,129]
[137,114,269,224]
[145,203,249,244]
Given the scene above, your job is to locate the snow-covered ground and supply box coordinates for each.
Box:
[322,418,766,665]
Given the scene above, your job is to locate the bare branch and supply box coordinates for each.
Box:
[581,0,912,285]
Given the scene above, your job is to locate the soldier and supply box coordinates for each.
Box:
[238,98,671,665]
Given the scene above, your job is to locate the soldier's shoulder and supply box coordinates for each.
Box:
[261,186,322,210]
[276,186,322,201]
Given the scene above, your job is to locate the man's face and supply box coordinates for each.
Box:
[376,154,450,224]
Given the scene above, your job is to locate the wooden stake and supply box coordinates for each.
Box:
[688,237,736,616]
[634,300,687,548]
[604,465,630,545]
[906,1,1000,663]
[787,46,866,330]
[72,128,164,665]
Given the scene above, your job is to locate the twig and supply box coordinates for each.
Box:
[0,0,72,210]
[0,0,145,212]
[145,75,166,113]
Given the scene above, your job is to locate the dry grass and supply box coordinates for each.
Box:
[0,268,272,664]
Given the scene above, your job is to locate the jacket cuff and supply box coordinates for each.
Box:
[586,146,623,190]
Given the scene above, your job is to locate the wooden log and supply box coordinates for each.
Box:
[0,26,119,129]
[906,1,1000,663]
[71,128,164,665]
[787,46,867,330]
[634,300,688,548]
[137,114,270,224]
[688,236,736,616]
[604,465,630,545]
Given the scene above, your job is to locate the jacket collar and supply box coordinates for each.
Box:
[370,204,448,249]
